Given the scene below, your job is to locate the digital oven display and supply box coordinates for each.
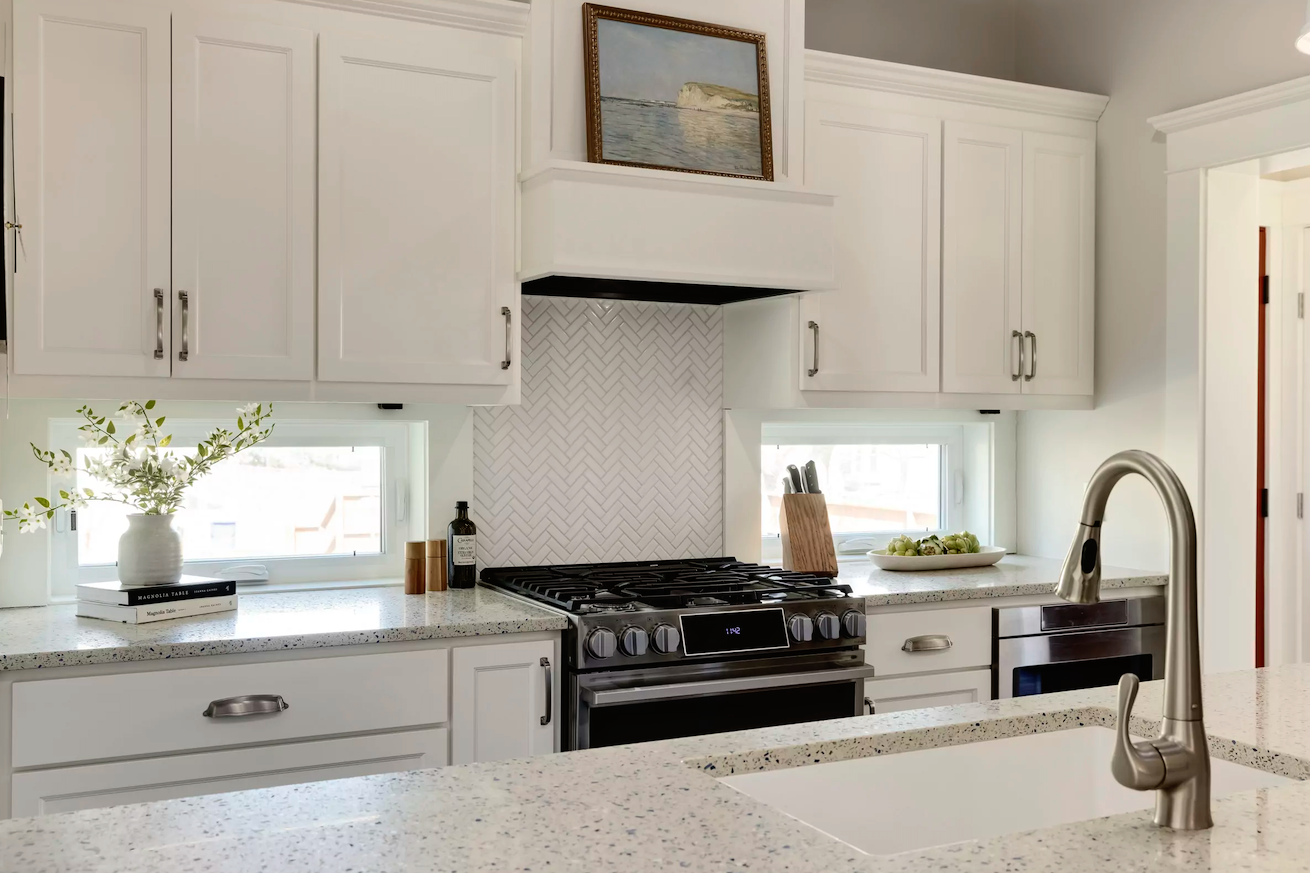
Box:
[679,608,790,657]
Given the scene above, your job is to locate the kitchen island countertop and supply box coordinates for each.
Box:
[0,585,568,671]
[6,663,1310,873]
[842,553,1167,606]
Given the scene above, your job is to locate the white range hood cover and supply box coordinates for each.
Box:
[519,160,837,302]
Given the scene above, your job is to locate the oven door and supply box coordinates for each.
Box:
[570,651,876,751]
[994,625,1166,699]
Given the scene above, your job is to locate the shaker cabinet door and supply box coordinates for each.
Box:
[942,121,1023,395]
[799,103,940,393]
[317,31,517,385]
[12,0,171,377]
[171,12,315,381]
[1021,131,1095,396]
[451,640,557,765]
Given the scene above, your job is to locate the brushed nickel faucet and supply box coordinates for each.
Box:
[1056,450,1212,830]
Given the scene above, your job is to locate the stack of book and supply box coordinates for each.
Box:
[76,576,238,624]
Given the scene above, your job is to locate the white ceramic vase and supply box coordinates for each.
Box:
[118,513,183,586]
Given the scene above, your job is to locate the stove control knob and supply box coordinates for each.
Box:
[815,612,841,640]
[788,613,814,643]
[651,623,681,654]
[619,626,649,657]
[586,627,617,660]
[842,609,867,639]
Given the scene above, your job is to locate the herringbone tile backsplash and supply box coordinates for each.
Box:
[472,295,723,566]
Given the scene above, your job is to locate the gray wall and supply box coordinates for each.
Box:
[1011,0,1310,569]
[806,0,1018,80]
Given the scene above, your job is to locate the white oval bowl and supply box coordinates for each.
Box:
[866,545,1007,572]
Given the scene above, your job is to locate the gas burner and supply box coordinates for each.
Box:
[481,557,854,615]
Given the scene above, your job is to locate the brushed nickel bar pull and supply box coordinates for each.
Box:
[1024,330,1037,381]
[902,634,953,653]
[153,289,164,359]
[1011,329,1023,381]
[539,656,552,726]
[807,320,820,377]
[202,694,289,718]
[501,306,511,370]
[178,291,190,362]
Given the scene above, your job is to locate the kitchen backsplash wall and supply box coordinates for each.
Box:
[472,295,723,565]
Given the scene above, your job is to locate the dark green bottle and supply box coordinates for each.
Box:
[447,501,477,589]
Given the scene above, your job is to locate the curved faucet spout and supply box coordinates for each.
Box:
[1055,450,1211,830]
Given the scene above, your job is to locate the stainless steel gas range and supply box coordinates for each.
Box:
[479,558,873,751]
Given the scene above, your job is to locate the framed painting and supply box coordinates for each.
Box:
[582,4,774,181]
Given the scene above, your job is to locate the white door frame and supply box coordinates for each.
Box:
[1152,76,1310,670]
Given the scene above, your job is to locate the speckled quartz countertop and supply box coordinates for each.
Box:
[843,553,1167,606]
[0,585,567,671]
[6,665,1310,872]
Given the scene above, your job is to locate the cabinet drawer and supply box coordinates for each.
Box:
[13,649,448,768]
[864,669,992,714]
[12,727,447,817]
[867,607,991,677]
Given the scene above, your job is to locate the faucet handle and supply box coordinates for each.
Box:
[1111,673,1166,791]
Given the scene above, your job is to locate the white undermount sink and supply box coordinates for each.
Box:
[720,726,1292,856]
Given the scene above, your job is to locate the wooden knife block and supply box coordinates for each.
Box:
[779,493,839,577]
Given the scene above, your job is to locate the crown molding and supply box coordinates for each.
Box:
[1149,74,1310,135]
[280,0,528,36]
[804,50,1109,122]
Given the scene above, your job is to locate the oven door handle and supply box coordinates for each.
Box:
[580,665,879,708]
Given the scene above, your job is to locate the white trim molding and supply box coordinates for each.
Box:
[1149,74,1310,136]
[804,50,1109,122]
[279,0,528,36]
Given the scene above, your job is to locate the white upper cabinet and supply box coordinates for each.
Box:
[942,122,1023,395]
[799,103,941,393]
[1022,131,1095,396]
[13,0,171,377]
[317,31,517,386]
[723,54,1105,410]
[171,13,315,381]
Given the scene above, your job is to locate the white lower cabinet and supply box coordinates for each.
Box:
[863,669,992,715]
[7,635,559,818]
[863,605,995,715]
[451,639,557,765]
[11,728,447,817]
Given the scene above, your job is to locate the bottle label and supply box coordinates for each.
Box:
[452,535,477,566]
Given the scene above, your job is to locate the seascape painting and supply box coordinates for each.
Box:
[584,6,772,180]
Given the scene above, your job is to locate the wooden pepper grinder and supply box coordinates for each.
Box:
[426,539,447,592]
[404,541,426,595]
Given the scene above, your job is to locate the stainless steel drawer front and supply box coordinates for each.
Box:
[995,596,1165,638]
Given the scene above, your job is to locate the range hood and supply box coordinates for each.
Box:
[518,160,837,304]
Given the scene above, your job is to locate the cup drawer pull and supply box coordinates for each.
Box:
[202,694,289,718]
[902,634,953,653]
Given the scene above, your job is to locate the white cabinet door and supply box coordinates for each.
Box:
[171,12,315,381]
[799,103,940,393]
[451,640,556,765]
[13,0,170,377]
[942,122,1023,395]
[863,669,992,715]
[317,30,517,385]
[1021,131,1095,396]
[12,728,447,817]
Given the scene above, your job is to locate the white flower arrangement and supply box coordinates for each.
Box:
[2,400,275,534]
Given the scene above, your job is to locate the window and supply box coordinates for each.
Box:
[761,424,965,558]
[48,419,419,597]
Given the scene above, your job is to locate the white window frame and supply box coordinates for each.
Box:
[47,419,415,598]
[760,423,965,561]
